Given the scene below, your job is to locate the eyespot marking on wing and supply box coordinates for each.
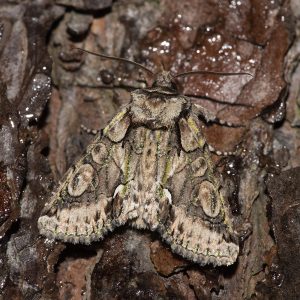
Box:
[67,164,95,197]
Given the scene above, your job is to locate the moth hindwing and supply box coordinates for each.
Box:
[38,70,239,266]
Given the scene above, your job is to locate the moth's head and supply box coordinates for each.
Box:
[152,71,177,91]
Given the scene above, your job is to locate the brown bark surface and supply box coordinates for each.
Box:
[0,0,299,299]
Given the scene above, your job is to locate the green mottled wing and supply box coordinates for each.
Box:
[38,108,131,244]
[108,111,239,266]
[158,113,239,266]
[38,104,239,266]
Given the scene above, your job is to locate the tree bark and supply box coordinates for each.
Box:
[0,0,299,299]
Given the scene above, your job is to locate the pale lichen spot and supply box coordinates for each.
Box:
[113,184,124,198]
[163,188,172,204]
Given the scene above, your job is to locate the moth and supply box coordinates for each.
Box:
[38,49,250,266]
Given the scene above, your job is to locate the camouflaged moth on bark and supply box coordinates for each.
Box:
[38,51,244,267]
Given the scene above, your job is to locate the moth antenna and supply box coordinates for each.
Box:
[175,70,253,78]
[74,47,154,77]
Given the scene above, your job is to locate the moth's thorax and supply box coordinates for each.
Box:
[130,89,188,128]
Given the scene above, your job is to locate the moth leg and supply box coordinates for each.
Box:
[80,124,101,135]
[192,103,245,127]
[207,144,235,156]
[189,104,240,155]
